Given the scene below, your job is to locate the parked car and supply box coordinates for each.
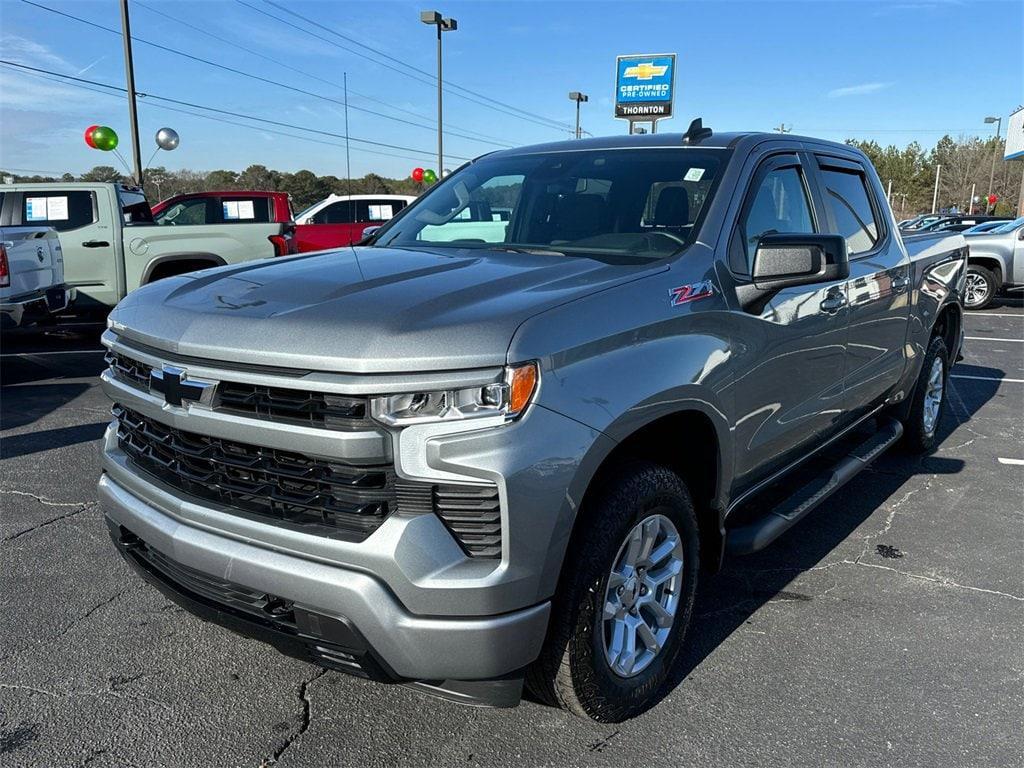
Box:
[294,194,415,251]
[0,224,72,328]
[961,215,1024,309]
[899,214,945,230]
[961,220,1008,234]
[0,183,295,311]
[917,215,1009,233]
[151,190,294,227]
[98,127,966,722]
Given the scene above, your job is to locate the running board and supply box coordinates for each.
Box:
[726,418,903,556]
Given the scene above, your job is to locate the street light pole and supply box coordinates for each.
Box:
[932,164,941,214]
[119,0,143,187]
[984,115,1002,210]
[421,11,457,175]
[568,92,588,139]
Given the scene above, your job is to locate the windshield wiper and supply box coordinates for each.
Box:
[489,245,567,257]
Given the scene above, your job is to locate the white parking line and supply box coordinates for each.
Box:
[951,374,1024,383]
[0,349,106,358]
[966,312,1024,318]
[997,458,1024,466]
[965,336,1023,343]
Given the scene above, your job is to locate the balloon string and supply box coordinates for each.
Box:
[144,146,161,172]
[111,148,133,176]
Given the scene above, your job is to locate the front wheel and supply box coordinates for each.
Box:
[964,265,998,310]
[526,461,700,722]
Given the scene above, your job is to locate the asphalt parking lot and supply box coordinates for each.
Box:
[1,302,1022,768]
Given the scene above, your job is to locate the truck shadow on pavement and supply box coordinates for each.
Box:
[654,364,1004,715]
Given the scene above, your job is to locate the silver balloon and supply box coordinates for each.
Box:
[155,127,179,151]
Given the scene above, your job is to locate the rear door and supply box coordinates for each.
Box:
[13,187,119,308]
[810,153,911,423]
[727,151,850,488]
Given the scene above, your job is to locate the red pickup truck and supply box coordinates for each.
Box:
[152,191,415,254]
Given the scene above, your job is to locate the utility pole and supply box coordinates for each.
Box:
[344,72,352,221]
[886,179,893,207]
[421,11,457,175]
[968,182,976,215]
[984,116,1002,208]
[119,0,143,187]
[932,164,941,214]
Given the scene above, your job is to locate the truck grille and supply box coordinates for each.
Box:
[105,350,369,429]
[113,405,394,540]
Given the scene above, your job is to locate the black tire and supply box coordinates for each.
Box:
[963,264,998,310]
[526,461,700,722]
[901,335,949,453]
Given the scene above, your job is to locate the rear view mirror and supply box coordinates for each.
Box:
[752,233,849,291]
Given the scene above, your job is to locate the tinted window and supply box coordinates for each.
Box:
[820,167,879,255]
[741,166,814,264]
[155,198,210,225]
[220,196,271,223]
[119,189,154,224]
[378,149,726,262]
[312,201,356,224]
[22,191,95,231]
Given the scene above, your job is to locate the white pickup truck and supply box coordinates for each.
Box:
[0,225,72,329]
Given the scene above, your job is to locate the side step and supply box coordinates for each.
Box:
[726,418,903,556]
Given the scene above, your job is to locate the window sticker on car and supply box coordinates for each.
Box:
[684,168,705,182]
[26,197,49,221]
[47,196,69,220]
[223,201,239,220]
[237,200,255,219]
[368,204,393,221]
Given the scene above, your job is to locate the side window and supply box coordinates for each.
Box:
[818,166,879,256]
[360,200,400,222]
[22,191,95,231]
[155,198,210,225]
[220,196,271,223]
[312,201,355,224]
[740,166,815,265]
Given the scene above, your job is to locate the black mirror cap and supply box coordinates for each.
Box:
[752,233,849,291]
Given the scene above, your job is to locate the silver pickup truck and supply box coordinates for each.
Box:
[962,216,1024,309]
[0,225,72,328]
[97,127,966,722]
[0,182,294,311]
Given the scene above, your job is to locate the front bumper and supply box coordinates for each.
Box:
[0,284,73,328]
[99,471,549,687]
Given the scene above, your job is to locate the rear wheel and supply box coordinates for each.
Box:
[526,461,699,722]
[964,265,997,310]
[901,335,949,453]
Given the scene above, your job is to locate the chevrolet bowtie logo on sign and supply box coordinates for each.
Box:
[150,365,216,407]
[623,62,669,81]
[615,53,677,121]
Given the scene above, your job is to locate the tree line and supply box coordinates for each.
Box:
[4,133,1021,216]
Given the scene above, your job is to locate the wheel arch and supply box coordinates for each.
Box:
[142,253,226,284]
[967,255,1004,289]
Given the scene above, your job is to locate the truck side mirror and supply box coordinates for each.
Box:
[752,233,849,291]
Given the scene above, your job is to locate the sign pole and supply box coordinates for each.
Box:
[119,0,143,187]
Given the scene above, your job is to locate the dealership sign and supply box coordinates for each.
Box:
[1005,106,1023,160]
[615,53,676,125]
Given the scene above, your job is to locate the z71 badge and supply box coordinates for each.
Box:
[668,280,714,307]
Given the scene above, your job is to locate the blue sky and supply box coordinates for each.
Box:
[1,0,1021,180]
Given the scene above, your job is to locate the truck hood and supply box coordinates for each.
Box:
[110,246,665,373]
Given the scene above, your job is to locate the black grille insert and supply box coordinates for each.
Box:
[114,405,394,540]
[434,484,502,559]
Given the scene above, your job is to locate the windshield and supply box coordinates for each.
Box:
[990,216,1024,234]
[375,148,728,263]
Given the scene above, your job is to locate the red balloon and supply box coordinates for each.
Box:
[84,124,99,149]
[987,194,998,204]
[411,167,424,183]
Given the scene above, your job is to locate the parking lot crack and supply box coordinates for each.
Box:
[851,560,1024,601]
[3,503,94,542]
[57,590,127,638]
[260,668,327,766]
[1,488,91,508]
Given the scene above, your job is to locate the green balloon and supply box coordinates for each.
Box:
[423,168,438,184]
[91,126,119,152]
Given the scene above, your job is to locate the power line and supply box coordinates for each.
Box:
[240,0,574,134]
[0,60,472,161]
[19,0,510,150]
[131,0,513,147]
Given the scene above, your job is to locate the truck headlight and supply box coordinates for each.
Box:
[370,362,538,426]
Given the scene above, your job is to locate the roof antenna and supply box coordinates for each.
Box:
[683,118,713,144]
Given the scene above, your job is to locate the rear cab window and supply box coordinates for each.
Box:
[815,158,882,256]
[21,190,96,231]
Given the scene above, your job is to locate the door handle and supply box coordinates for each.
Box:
[892,274,911,293]
[819,291,848,314]
[82,240,110,248]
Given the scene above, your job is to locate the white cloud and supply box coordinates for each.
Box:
[827,82,894,98]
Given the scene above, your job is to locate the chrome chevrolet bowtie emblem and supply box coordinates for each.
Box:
[150,365,215,407]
